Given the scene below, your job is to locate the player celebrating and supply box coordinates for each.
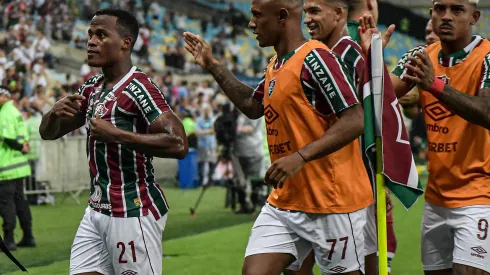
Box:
[295,1,397,274]
[184,0,373,274]
[360,0,490,273]
[39,9,188,275]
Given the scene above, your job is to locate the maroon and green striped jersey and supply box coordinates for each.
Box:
[77,66,171,219]
[252,45,359,116]
[331,36,365,90]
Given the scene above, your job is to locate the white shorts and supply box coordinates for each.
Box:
[422,202,490,273]
[70,207,167,275]
[245,203,367,274]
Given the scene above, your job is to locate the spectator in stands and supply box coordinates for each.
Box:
[175,47,186,70]
[176,80,189,100]
[228,37,240,64]
[29,84,54,114]
[196,80,215,102]
[4,1,26,29]
[10,39,34,66]
[200,18,208,35]
[32,29,53,68]
[164,46,177,69]
[196,106,217,187]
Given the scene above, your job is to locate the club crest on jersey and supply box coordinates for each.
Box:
[268,79,276,97]
[133,198,141,207]
[436,75,450,84]
[90,185,102,203]
[94,103,109,118]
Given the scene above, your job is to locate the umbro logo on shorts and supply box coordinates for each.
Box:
[471,246,487,259]
[121,270,138,275]
[329,266,347,273]
[471,246,487,255]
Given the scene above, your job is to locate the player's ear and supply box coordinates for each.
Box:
[122,37,132,51]
[279,8,289,23]
[334,5,345,22]
[471,8,480,25]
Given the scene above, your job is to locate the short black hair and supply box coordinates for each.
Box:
[95,8,139,50]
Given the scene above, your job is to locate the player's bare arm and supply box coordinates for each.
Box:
[265,104,364,188]
[183,32,264,119]
[39,94,86,140]
[89,111,188,159]
[404,50,490,130]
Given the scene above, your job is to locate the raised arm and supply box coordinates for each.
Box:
[357,14,416,100]
[183,32,264,119]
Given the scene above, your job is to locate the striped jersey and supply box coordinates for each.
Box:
[252,43,359,115]
[331,36,364,89]
[392,35,490,89]
[77,66,171,219]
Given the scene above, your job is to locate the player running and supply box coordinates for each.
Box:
[184,0,373,274]
[360,0,490,273]
[39,9,188,275]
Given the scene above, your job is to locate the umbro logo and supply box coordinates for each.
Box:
[264,105,280,125]
[471,246,487,259]
[121,270,138,275]
[471,246,487,255]
[424,101,455,122]
[330,266,347,273]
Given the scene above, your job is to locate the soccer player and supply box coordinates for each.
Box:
[39,9,188,275]
[184,0,373,274]
[292,1,396,275]
[360,0,490,273]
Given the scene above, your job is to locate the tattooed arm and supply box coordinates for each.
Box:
[206,62,264,119]
[436,87,490,129]
[183,32,264,119]
[404,50,490,129]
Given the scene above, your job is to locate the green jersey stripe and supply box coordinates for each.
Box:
[482,53,490,89]
[132,79,164,124]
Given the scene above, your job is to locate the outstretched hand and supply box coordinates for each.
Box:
[183,32,218,70]
[358,14,395,56]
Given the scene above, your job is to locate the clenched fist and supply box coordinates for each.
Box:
[52,94,85,117]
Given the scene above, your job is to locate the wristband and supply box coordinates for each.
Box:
[429,77,445,95]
